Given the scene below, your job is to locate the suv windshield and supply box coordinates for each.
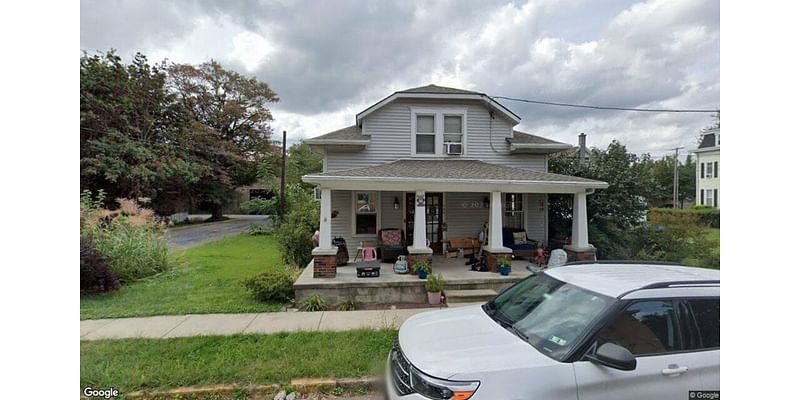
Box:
[484,272,613,361]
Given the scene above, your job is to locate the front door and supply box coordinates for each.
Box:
[405,193,443,253]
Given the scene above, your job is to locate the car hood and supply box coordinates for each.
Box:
[398,305,559,379]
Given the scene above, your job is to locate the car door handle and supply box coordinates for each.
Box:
[661,364,689,376]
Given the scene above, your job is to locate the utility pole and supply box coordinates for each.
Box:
[279,130,287,221]
[671,146,684,208]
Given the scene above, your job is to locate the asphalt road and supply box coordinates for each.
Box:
[165,215,271,251]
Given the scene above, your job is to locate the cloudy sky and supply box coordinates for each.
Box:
[80,0,719,158]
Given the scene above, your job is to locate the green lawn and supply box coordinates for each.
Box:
[80,329,396,394]
[81,234,286,320]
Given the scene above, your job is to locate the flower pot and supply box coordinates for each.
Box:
[427,291,441,305]
[418,270,428,279]
[499,266,511,276]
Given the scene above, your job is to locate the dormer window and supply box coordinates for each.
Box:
[411,108,467,156]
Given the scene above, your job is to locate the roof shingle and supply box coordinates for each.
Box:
[310,159,603,184]
[398,84,481,95]
[305,125,365,142]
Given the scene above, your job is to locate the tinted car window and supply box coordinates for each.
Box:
[689,299,720,349]
[596,301,681,356]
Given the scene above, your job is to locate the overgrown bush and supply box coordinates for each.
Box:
[631,223,719,269]
[275,184,319,267]
[80,238,119,295]
[80,192,173,283]
[649,207,720,228]
[242,268,297,303]
[588,217,635,260]
[338,297,358,311]
[240,197,277,215]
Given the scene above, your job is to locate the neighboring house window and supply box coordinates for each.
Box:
[354,191,379,235]
[714,161,718,178]
[700,189,704,205]
[705,189,714,207]
[503,193,525,229]
[705,162,713,178]
[415,115,436,154]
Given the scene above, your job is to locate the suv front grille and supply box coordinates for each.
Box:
[390,340,414,396]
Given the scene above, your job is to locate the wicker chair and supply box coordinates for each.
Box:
[378,228,406,262]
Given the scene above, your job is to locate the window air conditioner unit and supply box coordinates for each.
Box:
[444,143,463,155]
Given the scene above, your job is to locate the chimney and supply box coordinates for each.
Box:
[577,133,588,164]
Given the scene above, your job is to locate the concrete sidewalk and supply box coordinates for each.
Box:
[80,307,447,341]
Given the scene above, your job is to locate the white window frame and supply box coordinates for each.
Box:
[705,189,714,207]
[705,162,713,178]
[502,193,527,230]
[352,191,381,237]
[410,107,467,157]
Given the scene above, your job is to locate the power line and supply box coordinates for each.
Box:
[490,95,719,113]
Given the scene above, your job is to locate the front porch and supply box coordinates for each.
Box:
[294,254,531,305]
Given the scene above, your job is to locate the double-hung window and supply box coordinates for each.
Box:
[503,193,525,229]
[415,115,436,155]
[354,191,379,235]
[411,108,467,156]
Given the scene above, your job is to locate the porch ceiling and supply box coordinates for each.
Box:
[302,159,608,193]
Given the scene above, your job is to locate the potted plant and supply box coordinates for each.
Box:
[425,274,445,305]
[498,258,511,276]
[413,260,431,280]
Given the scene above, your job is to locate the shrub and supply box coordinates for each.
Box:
[80,238,119,295]
[240,197,277,215]
[81,197,173,283]
[425,274,445,293]
[242,268,297,303]
[648,207,720,228]
[588,217,635,260]
[299,294,327,311]
[338,297,358,311]
[275,185,319,267]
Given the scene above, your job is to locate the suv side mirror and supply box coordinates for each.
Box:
[586,343,637,371]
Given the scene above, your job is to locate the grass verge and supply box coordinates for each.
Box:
[80,329,396,394]
[81,234,285,320]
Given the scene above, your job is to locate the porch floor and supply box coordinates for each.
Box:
[294,255,532,305]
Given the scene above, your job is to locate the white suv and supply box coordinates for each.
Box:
[387,262,720,400]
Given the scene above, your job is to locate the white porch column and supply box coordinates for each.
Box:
[570,191,590,249]
[486,191,511,252]
[411,190,429,251]
[312,188,334,253]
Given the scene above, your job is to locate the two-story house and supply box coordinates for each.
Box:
[692,128,720,208]
[302,85,608,277]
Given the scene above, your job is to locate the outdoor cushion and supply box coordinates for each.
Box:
[513,231,527,244]
[381,229,402,246]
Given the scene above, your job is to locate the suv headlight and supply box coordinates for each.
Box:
[410,366,480,400]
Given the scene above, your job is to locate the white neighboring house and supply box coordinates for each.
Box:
[692,128,720,208]
[301,84,609,275]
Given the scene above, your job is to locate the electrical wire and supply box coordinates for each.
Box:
[490,95,719,113]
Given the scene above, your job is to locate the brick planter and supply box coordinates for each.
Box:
[485,251,512,273]
[312,254,337,278]
[564,246,597,262]
[407,253,433,272]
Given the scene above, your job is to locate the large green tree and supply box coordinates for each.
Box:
[168,61,279,219]
[80,52,280,218]
[548,141,653,258]
[643,155,696,208]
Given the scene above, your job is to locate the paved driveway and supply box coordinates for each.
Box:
[165,215,271,251]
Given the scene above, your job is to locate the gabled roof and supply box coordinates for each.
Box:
[398,84,481,95]
[506,130,574,154]
[303,159,608,193]
[355,84,521,126]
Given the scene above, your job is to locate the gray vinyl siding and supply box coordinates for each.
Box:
[381,191,403,231]
[444,192,489,238]
[330,190,403,256]
[525,193,547,243]
[325,98,546,173]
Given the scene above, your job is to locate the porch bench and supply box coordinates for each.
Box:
[446,237,481,257]
[502,228,538,261]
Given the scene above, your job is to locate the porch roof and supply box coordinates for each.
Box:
[302,159,608,193]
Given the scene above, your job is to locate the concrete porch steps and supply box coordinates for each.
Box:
[445,289,497,303]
